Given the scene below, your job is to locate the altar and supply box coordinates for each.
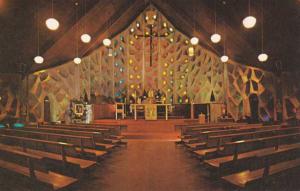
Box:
[130,104,171,120]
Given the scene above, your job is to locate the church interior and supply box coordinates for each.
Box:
[0,0,300,190]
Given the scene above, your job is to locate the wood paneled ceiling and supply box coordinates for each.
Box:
[0,0,299,74]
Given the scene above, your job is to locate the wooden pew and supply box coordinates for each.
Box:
[222,156,300,189]
[205,142,300,176]
[34,125,124,144]
[38,125,125,140]
[175,122,239,133]
[193,131,300,160]
[0,143,78,190]
[183,127,258,144]
[221,132,300,157]
[185,123,265,135]
[1,130,107,161]
[0,134,98,170]
[25,126,120,145]
[15,128,116,151]
[55,123,124,134]
[185,125,283,150]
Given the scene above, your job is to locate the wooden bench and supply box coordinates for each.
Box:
[33,126,123,144]
[222,157,300,189]
[52,123,123,134]
[37,125,125,140]
[185,123,260,134]
[25,126,121,145]
[9,128,115,150]
[193,132,300,160]
[176,122,240,133]
[0,143,96,175]
[1,129,108,160]
[205,142,300,176]
[0,144,78,190]
[0,134,96,171]
[183,127,259,144]
[221,132,300,157]
[185,125,284,150]
[209,126,300,151]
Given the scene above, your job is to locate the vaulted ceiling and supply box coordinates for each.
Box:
[0,0,299,75]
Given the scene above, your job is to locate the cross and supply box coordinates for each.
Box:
[136,25,169,67]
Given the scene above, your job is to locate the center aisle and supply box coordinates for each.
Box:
[76,140,226,191]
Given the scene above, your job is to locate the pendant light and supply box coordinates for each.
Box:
[46,0,59,30]
[220,36,229,63]
[34,0,44,64]
[258,0,268,62]
[243,0,256,29]
[190,0,199,45]
[74,2,81,64]
[80,0,91,43]
[211,0,221,43]
[103,12,112,47]
[103,38,111,47]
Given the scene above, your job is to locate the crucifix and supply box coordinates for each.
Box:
[135,10,173,67]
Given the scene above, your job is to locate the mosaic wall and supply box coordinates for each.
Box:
[109,8,225,104]
[0,75,22,121]
[26,6,293,122]
[226,63,275,121]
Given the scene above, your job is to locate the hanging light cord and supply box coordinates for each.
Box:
[193,0,195,34]
[214,0,217,33]
[37,0,40,55]
[84,0,87,33]
[261,0,264,52]
[76,2,79,56]
[223,34,226,55]
[51,0,54,17]
[248,0,251,15]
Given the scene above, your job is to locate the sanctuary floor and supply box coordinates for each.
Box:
[73,119,226,191]
[74,140,225,191]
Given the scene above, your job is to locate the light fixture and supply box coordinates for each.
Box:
[211,0,221,43]
[258,0,268,62]
[190,0,199,45]
[220,30,229,63]
[73,2,81,64]
[81,33,91,43]
[258,53,268,62]
[221,55,229,63]
[190,37,199,45]
[73,57,81,64]
[46,0,59,30]
[34,0,44,64]
[242,0,256,29]
[80,0,91,43]
[34,56,44,64]
[103,38,111,47]
[211,33,221,43]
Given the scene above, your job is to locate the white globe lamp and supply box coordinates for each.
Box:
[258,53,268,62]
[242,16,256,29]
[73,57,81,64]
[103,38,111,47]
[45,18,59,30]
[211,33,221,43]
[81,34,91,43]
[34,56,44,64]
